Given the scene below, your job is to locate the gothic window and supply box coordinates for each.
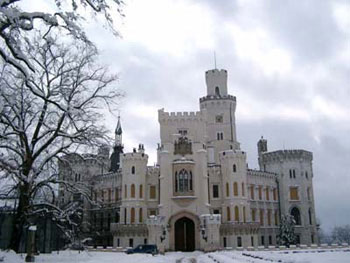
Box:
[213,184,219,198]
[234,206,239,222]
[139,185,143,199]
[217,132,224,140]
[233,182,238,196]
[227,206,231,221]
[130,208,135,224]
[289,169,292,178]
[131,184,135,198]
[293,169,296,178]
[131,166,135,174]
[290,187,299,200]
[291,207,301,225]
[242,183,245,196]
[233,164,237,173]
[215,86,220,96]
[175,171,178,192]
[174,169,193,194]
[226,182,229,197]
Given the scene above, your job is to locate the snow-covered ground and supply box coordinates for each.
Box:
[1,248,349,263]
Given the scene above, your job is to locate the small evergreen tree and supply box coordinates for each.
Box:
[277,214,297,247]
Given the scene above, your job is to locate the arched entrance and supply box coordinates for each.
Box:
[174,217,195,251]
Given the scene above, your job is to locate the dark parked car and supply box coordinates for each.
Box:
[126,244,158,255]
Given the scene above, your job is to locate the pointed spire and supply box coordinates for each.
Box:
[115,115,122,135]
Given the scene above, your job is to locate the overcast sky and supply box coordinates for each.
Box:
[27,0,350,231]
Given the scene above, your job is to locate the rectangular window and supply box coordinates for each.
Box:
[213,209,220,214]
[150,185,156,199]
[144,238,147,244]
[129,238,133,248]
[275,211,278,226]
[290,187,299,200]
[223,237,227,248]
[267,210,271,226]
[261,236,265,246]
[250,185,255,200]
[269,236,272,245]
[258,186,262,200]
[273,188,277,201]
[213,185,219,198]
[251,209,256,222]
[237,236,242,247]
[260,209,264,225]
[251,236,254,246]
[266,188,269,200]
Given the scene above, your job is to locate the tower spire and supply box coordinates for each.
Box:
[115,115,122,146]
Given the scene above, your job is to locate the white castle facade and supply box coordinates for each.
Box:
[59,68,318,251]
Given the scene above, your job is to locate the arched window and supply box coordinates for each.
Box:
[233,164,237,173]
[130,208,135,223]
[131,166,135,174]
[308,208,312,225]
[215,86,220,96]
[139,208,143,223]
[234,206,239,222]
[226,183,229,197]
[189,171,193,190]
[131,184,135,198]
[291,207,301,225]
[139,185,143,199]
[175,169,193,193]
[242,182,245,196]
[227,206,231,221]
[233,182,238,196]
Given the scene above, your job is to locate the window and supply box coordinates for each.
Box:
[124,185,127,198]
[227,207,231,221]
[233,164,237,173]
[289,169,292,178]
[217,132,224,140]
[115,211,120,223]
[213,185,219,198]
[251,236,254,246]
[274,211,278,226]
[131,166,135,174]
[290,187,299,200]
[305,171,309,179]
[261,236,265,246]
[234,206,239,222]
[309,208,312,225]
[223,237,227,248]
[226,183,229,197]
[251,209,256,222]
[293,169,296,178]
[115,188,119,202]
[139,208,143,223]
[250,185,255,200]
[243,206,246,223]
[129,238,133,248]
[179,129,188,136]
[131,184,135,198]
[273,188,277,201]
[258,186,262,200]
[213,209,220,214]
[269,236,272,245]
[291,207,301,225]
[307,187,311,201]
[130,208,135,223]
[242,183,245,196]
[265,188,269,200]
[139,185,143,199]
[148,209,157,216]
[150,185,156,199]
[215,86,220,96]
[267,210,271,226]
[237,236,242,247]
[260,209,264,225]
[215,115,223,123]
[233,182,238,196]
[175,169,193,193]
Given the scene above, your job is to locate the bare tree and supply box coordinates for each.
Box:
[0,0,124,76]
[0,32,121,251]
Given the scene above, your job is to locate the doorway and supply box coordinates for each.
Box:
[174,217,195,251]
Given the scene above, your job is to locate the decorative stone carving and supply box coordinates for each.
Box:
[174,137,192,155]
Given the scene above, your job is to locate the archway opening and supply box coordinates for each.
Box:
[291,207,301,225]
[174,217,195,251]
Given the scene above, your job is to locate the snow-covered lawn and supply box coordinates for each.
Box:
[1,248,349,263]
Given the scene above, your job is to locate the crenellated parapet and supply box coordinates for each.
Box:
[199,94,236,103]
[262,149,312,163]
[158,108,204,123]
[247,169,277,180]
[219,149,246,160]
[121,152,148,162]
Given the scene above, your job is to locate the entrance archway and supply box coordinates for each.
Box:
[174,217,195,251]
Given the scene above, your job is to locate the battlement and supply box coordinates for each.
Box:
[158,108,203,122]
[199,94,236,103]
[122,152,148,162]
[205,68,228,96]
[262,149,313,163]
[219,149,246,160]
[247,169,277,180]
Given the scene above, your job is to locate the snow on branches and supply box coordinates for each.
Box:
[0,0,124,76]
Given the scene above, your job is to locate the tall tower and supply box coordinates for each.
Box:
[257,136,268,171]
[200,69,239,162]
[110,116,124,172]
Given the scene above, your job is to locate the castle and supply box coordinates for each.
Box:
[58,68,318,251]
